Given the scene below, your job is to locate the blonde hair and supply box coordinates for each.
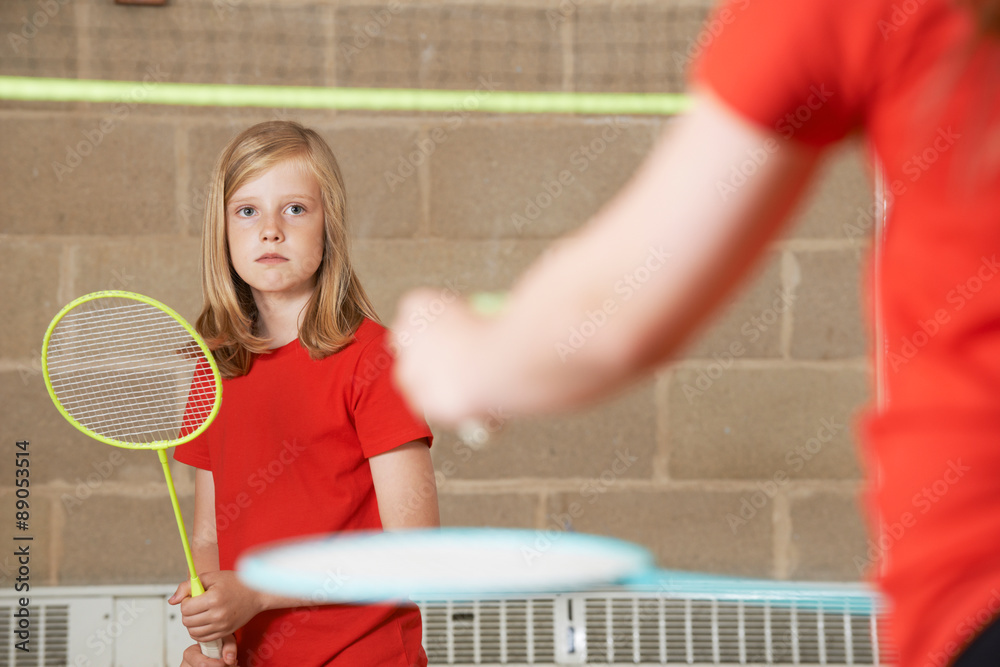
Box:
[962,0,1000,34]
[197,120,379,378]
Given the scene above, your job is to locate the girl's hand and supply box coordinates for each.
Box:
[179,635,238,667]
[170,571,266,641]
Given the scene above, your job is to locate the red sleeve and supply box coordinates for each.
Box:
[693,0,882,147]
[351,327,434,458]
[173,434,212,470]
[174,354,217,470]
[174,405,214,468]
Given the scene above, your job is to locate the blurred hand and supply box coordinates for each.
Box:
[392,289,491,425]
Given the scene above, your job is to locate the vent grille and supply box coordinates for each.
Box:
[420,591,894,665]
[582,595,888,665]
[0,605,69,667]
[422,599,557,664]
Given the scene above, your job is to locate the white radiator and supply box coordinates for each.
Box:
[0,585,190,667]
[0,585,892,666]
[416,588,896,666]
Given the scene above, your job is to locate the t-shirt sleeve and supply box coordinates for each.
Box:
[174,432,213,470]
[352,328,434,459]
[693,0,878,147]
[174,355,216,471]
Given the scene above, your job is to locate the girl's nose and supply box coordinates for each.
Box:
[259,214,284,242]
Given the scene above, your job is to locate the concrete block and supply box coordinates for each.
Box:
[0,0,78,78]
[336,5,562,91]
[546,489,773,576]
[430,381,656,481]
[429,119,656,238]
[0,240,62,359]
[573,3,713,93]
[69,238,202,324]
[438,492,538,529]
[352,238,549,321]
[682,252,785,359]
[0,371,164,486]
[790,250,867,360]
[788,142,875,240]
[58,493,194,584]
[669,368,867,480]
[788,490,868,581]
[81,2,331,85]
[0,117,177,235]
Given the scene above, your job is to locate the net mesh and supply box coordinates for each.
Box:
[43,296,218,448]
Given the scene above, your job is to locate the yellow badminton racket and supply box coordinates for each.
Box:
[41,290,223,659]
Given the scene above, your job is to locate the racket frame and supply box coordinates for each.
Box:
[41,290,224,659]
[41,290,223,450]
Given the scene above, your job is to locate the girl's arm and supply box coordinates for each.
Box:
[392,87,822,423]
[170,469,238,667]
[172,438,438,651]
[369,439,440,529]
[191,469,220,573]
[172,470,300,665]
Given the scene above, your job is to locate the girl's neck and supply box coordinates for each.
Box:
[253,287,314,348]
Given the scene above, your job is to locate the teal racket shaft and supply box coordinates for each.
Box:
[237,528,880,615]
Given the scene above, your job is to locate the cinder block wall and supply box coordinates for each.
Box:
[0,0,873,589]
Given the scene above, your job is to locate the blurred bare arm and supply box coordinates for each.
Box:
[393,88,821,423]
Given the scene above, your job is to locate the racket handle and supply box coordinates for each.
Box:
[200,638,223,659]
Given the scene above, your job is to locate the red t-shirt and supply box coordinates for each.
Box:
[175,318,433,667]
[697,1,1000,664]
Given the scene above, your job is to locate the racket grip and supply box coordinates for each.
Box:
[200,638,223,659]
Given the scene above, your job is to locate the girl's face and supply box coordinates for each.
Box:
[226,159,326,303]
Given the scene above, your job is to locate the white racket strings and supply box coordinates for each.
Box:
[45,297,216,446]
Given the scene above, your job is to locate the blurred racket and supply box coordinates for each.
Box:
[41,290,224,659]
[237,527,879,614]
[456,291,508,449]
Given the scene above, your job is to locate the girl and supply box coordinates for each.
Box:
[171,120,438,667]
[392,0,1000,664]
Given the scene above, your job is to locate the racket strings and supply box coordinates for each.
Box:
[45,298,218,446]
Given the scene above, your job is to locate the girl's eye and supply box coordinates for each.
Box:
[287,204,304,215]
[236,206,255,217]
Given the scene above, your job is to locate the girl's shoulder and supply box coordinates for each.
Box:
[350,317,388,348]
